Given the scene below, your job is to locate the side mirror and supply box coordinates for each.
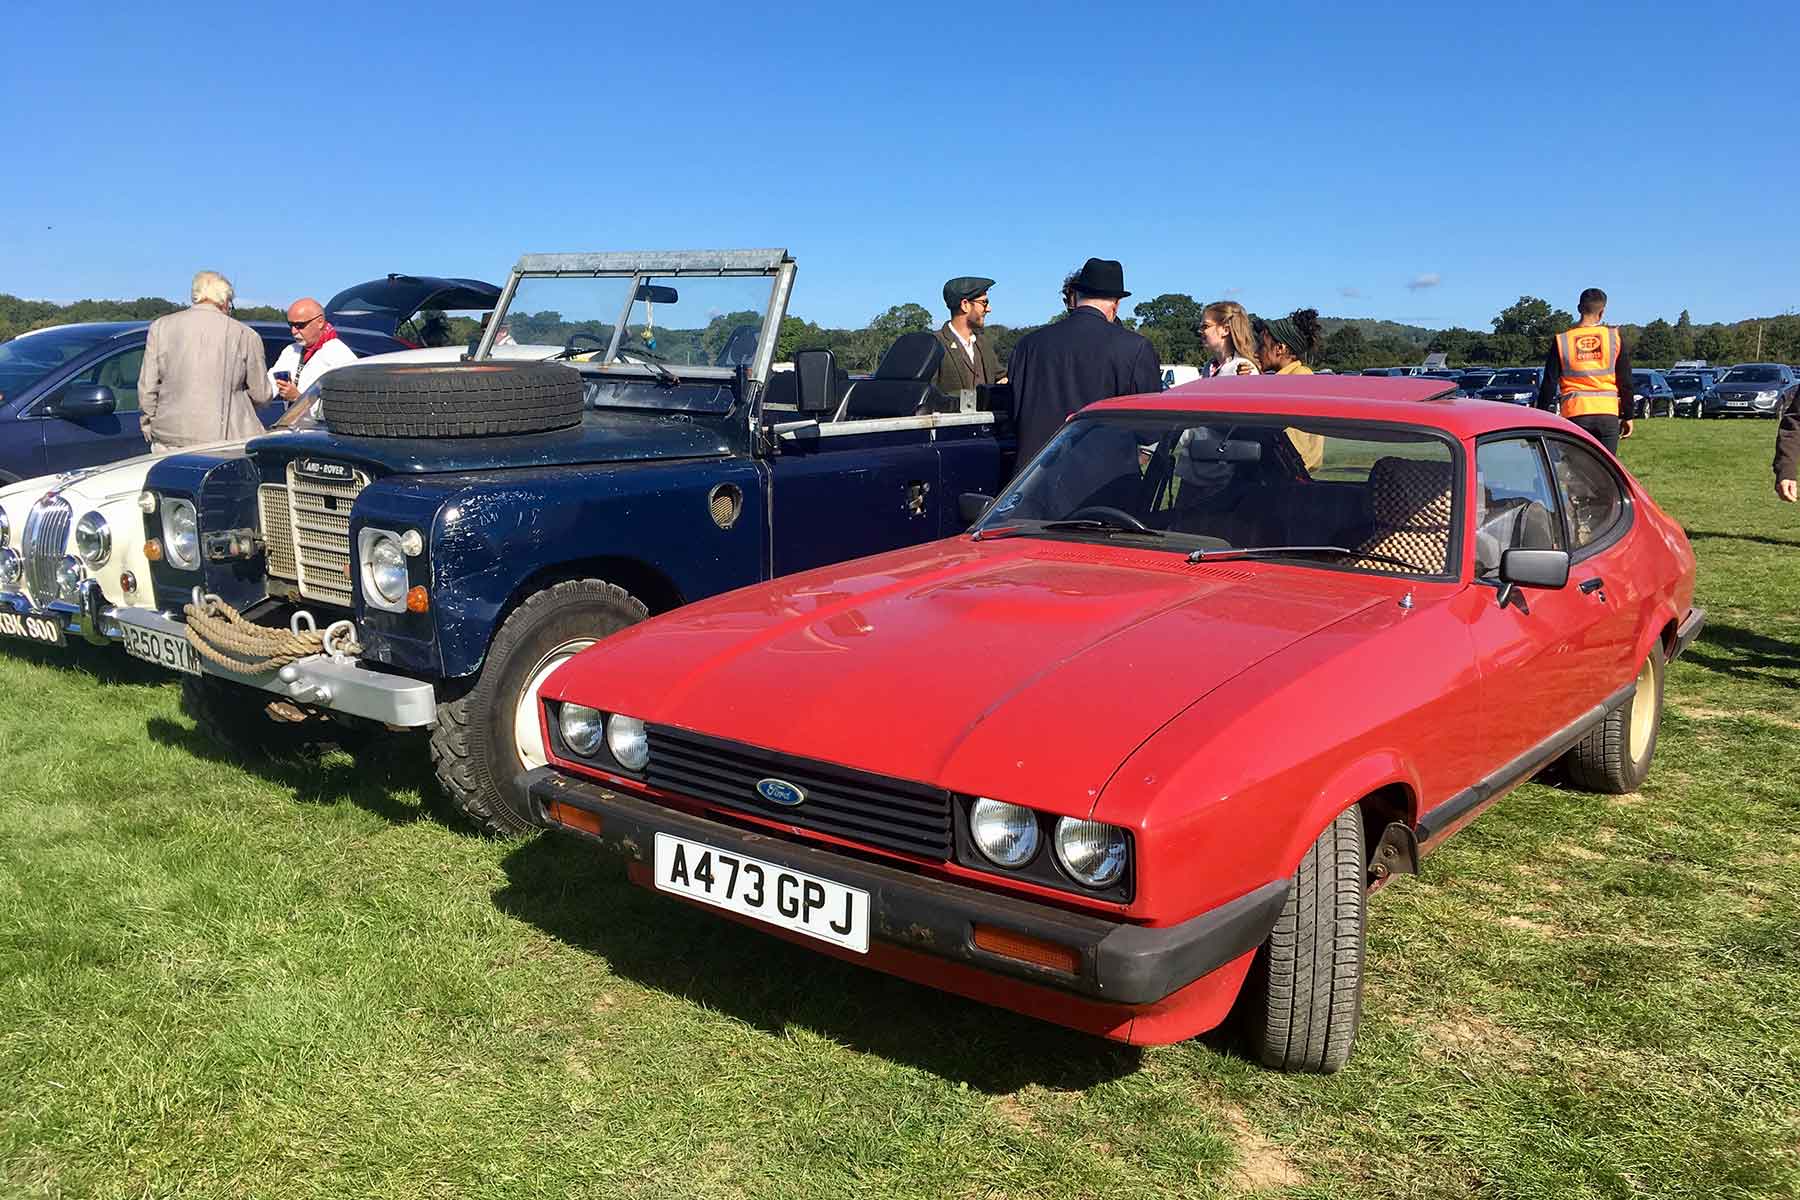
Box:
[53,385,116,418]
[1498,547,1569,592]
[959,492,994,524]
[794,349,839,415]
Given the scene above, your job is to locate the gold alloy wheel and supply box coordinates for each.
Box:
[1628,655,1658,764]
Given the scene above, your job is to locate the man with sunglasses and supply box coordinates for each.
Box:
[932,276,1005,401]
[139,270,275,452]
[267,296,359,403]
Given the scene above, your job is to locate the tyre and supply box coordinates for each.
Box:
[1563,644,1664,794]
[430,579,648,836]
[321,362,584,438]
[181,675,367,759]
[1238,804,1366,1073]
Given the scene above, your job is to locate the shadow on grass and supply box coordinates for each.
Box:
[1682,621,1799,690]
[493,833,1150,1094]
[146,715,454,829]
[2,638,176,686]
[1685,528,1800,550]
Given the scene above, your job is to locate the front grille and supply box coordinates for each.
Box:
[286,462,369,606]
[259,485,298,580]
[22,496,71,605]
[645,726,953,859]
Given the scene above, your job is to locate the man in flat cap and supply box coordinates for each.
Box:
[1007,257,1162,468]
[933,276,1005,401]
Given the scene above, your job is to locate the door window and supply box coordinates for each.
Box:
[66,347,144,412]
[1546,439,1626,550]
[1474,438,1564,578]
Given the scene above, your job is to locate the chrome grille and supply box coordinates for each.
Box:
[258,485,298,580]
[22,496,71,605]
[286,463,368,606]
[644,726,954,859]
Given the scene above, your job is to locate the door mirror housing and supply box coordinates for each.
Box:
[53,385,117,418]
[794,349,839,415]
[1499,548,1570,589]
[959,492,994,524]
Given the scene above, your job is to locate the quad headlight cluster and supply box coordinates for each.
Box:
[966,796,1130,892]
[553,702,650,772]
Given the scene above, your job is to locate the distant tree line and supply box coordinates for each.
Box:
[6,291,1796,373]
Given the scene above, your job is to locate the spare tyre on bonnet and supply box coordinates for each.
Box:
[321,361,586,438]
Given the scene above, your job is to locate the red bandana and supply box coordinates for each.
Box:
[301,322,341,364]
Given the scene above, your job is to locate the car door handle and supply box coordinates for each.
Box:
[1579,577,1605,594]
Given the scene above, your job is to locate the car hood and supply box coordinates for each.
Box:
[545,539,1390,815]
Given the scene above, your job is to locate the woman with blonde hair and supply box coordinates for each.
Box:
[1198,300,1259,378]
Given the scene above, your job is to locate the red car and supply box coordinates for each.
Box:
[526,376,1703,1073]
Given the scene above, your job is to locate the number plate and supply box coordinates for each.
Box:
[119,618,202,676]
[653,832,869,953]
[0,609,66,647]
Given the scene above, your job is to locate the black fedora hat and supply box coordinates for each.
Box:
[1072,257,1130,299]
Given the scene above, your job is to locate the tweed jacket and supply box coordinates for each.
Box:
[932,322,1004,398]
[138,304,273,450]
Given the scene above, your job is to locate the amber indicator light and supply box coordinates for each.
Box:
[406,586,430,613]
[971,924,1081,975]
[143,539,163,562]
[547,800,602,836]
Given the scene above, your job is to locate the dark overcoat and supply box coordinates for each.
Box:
[1007,306,1162,466]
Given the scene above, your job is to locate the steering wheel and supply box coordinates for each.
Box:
[1066,505,1150,532]
[562,332,608,356]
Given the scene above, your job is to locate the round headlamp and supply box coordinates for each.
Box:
[164,500,199,570]
[75,511,111,568]
[1053,817,1128,888]
[0,549,21,592]
[367,535,408,605]
[605,714,649,771]
[969,798,1039,868]
[56,555,85,602]
[558,703,605,757]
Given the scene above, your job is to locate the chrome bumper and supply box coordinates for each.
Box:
[0,579,120,647]
[111,605,439,727]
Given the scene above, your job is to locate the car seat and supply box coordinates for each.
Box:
[1351,456,1454,573]
[834,332,944,420]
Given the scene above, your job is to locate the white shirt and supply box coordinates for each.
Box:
[268,336,359,396]
[947,322,977,364]
[1205,356,1259,378]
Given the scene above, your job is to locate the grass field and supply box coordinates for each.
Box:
[2,419,1796,1199]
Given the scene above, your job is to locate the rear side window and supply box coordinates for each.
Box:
[1474,438,1565,578]
[1547,440,1626,550]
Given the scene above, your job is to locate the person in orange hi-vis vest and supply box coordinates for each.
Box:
[1535,287,1634,454]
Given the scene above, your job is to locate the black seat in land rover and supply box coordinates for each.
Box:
[836,332,945,420]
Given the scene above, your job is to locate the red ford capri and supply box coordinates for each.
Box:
[524,376,1702,1073]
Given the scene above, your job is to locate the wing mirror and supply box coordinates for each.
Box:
[53,385,116,418]
[959,492,994,524]
[794,349,839,415]
[1496,548,1569,608]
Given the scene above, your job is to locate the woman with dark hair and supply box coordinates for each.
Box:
[1253,308,1322,375]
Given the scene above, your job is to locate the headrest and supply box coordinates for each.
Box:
[715,324,761,367]
[1368,456,1454,528]
[874,331,944,382]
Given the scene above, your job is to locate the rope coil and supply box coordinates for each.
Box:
[183,595,362,674]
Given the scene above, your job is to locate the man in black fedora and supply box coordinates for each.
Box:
[1007,257,1162,468]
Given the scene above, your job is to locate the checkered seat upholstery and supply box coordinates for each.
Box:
[1352,456,1454,573]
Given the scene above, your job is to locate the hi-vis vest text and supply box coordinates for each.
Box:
[1555,325,1621,419]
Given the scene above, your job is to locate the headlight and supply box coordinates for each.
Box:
[56,555,84,602]
[969,798,1039,868]
[1054,817,1129,888]
[0,549,20,592]
[558,703,605,757]
[74,511,111,568]
[366,535,408,605]
[0,507,9,548]
[164,500,199,570]
[605,714,649,771]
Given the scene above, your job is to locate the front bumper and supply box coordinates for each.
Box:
[525,766,1288,1008]
[0,579,120,647]
[109,604,438,726]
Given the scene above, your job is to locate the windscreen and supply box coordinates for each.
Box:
[0,327,119,400]
[1488,370,1536,388]
[1722,366,1782,384]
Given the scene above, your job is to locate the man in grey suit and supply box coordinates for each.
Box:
[138,270,273,451]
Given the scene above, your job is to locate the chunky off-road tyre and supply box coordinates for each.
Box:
[181,675,366,759]
[1239,804,1366,1073]
[430,579,649,837]
[1563,644,1664,794]
[321,362,584,438]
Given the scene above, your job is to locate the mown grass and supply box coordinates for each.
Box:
[2,419,1796,1199]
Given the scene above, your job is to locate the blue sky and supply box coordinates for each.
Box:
[3,0,1795,332]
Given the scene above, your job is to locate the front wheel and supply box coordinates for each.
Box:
[1237,804,1366,1073]
[430,579,649,836]
[181,675,369,759]
[1562,644,1664,794]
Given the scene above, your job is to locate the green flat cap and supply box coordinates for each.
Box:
[943,276,995,311]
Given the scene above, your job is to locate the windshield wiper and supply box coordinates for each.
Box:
[615,348,683,387]
[1038,518,1164,538]
[1187,544,1423,571]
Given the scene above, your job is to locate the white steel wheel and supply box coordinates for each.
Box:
[513,638,595,771]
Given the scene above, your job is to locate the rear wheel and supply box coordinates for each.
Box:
[430,579,648,836]
[1239,804,1366,1073]
[1563,645,1664,794]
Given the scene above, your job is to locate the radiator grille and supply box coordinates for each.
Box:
[286,463,369,607]
[644,726,953,859]
[258,485,297,580]
[22,496,72,605]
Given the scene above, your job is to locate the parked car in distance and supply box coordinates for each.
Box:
[1160,365,1202,389]
[1359,366,1416,377]
[1664,370,1716,418]
[526,375,1701,1074]
[1630,369,1676,418]
[1705,363,1799,418]
[1456,370,1498,393]
[1476,367,1541,405]
[324,274,501,346]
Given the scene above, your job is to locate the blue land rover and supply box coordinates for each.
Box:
[118,250,1010,834]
